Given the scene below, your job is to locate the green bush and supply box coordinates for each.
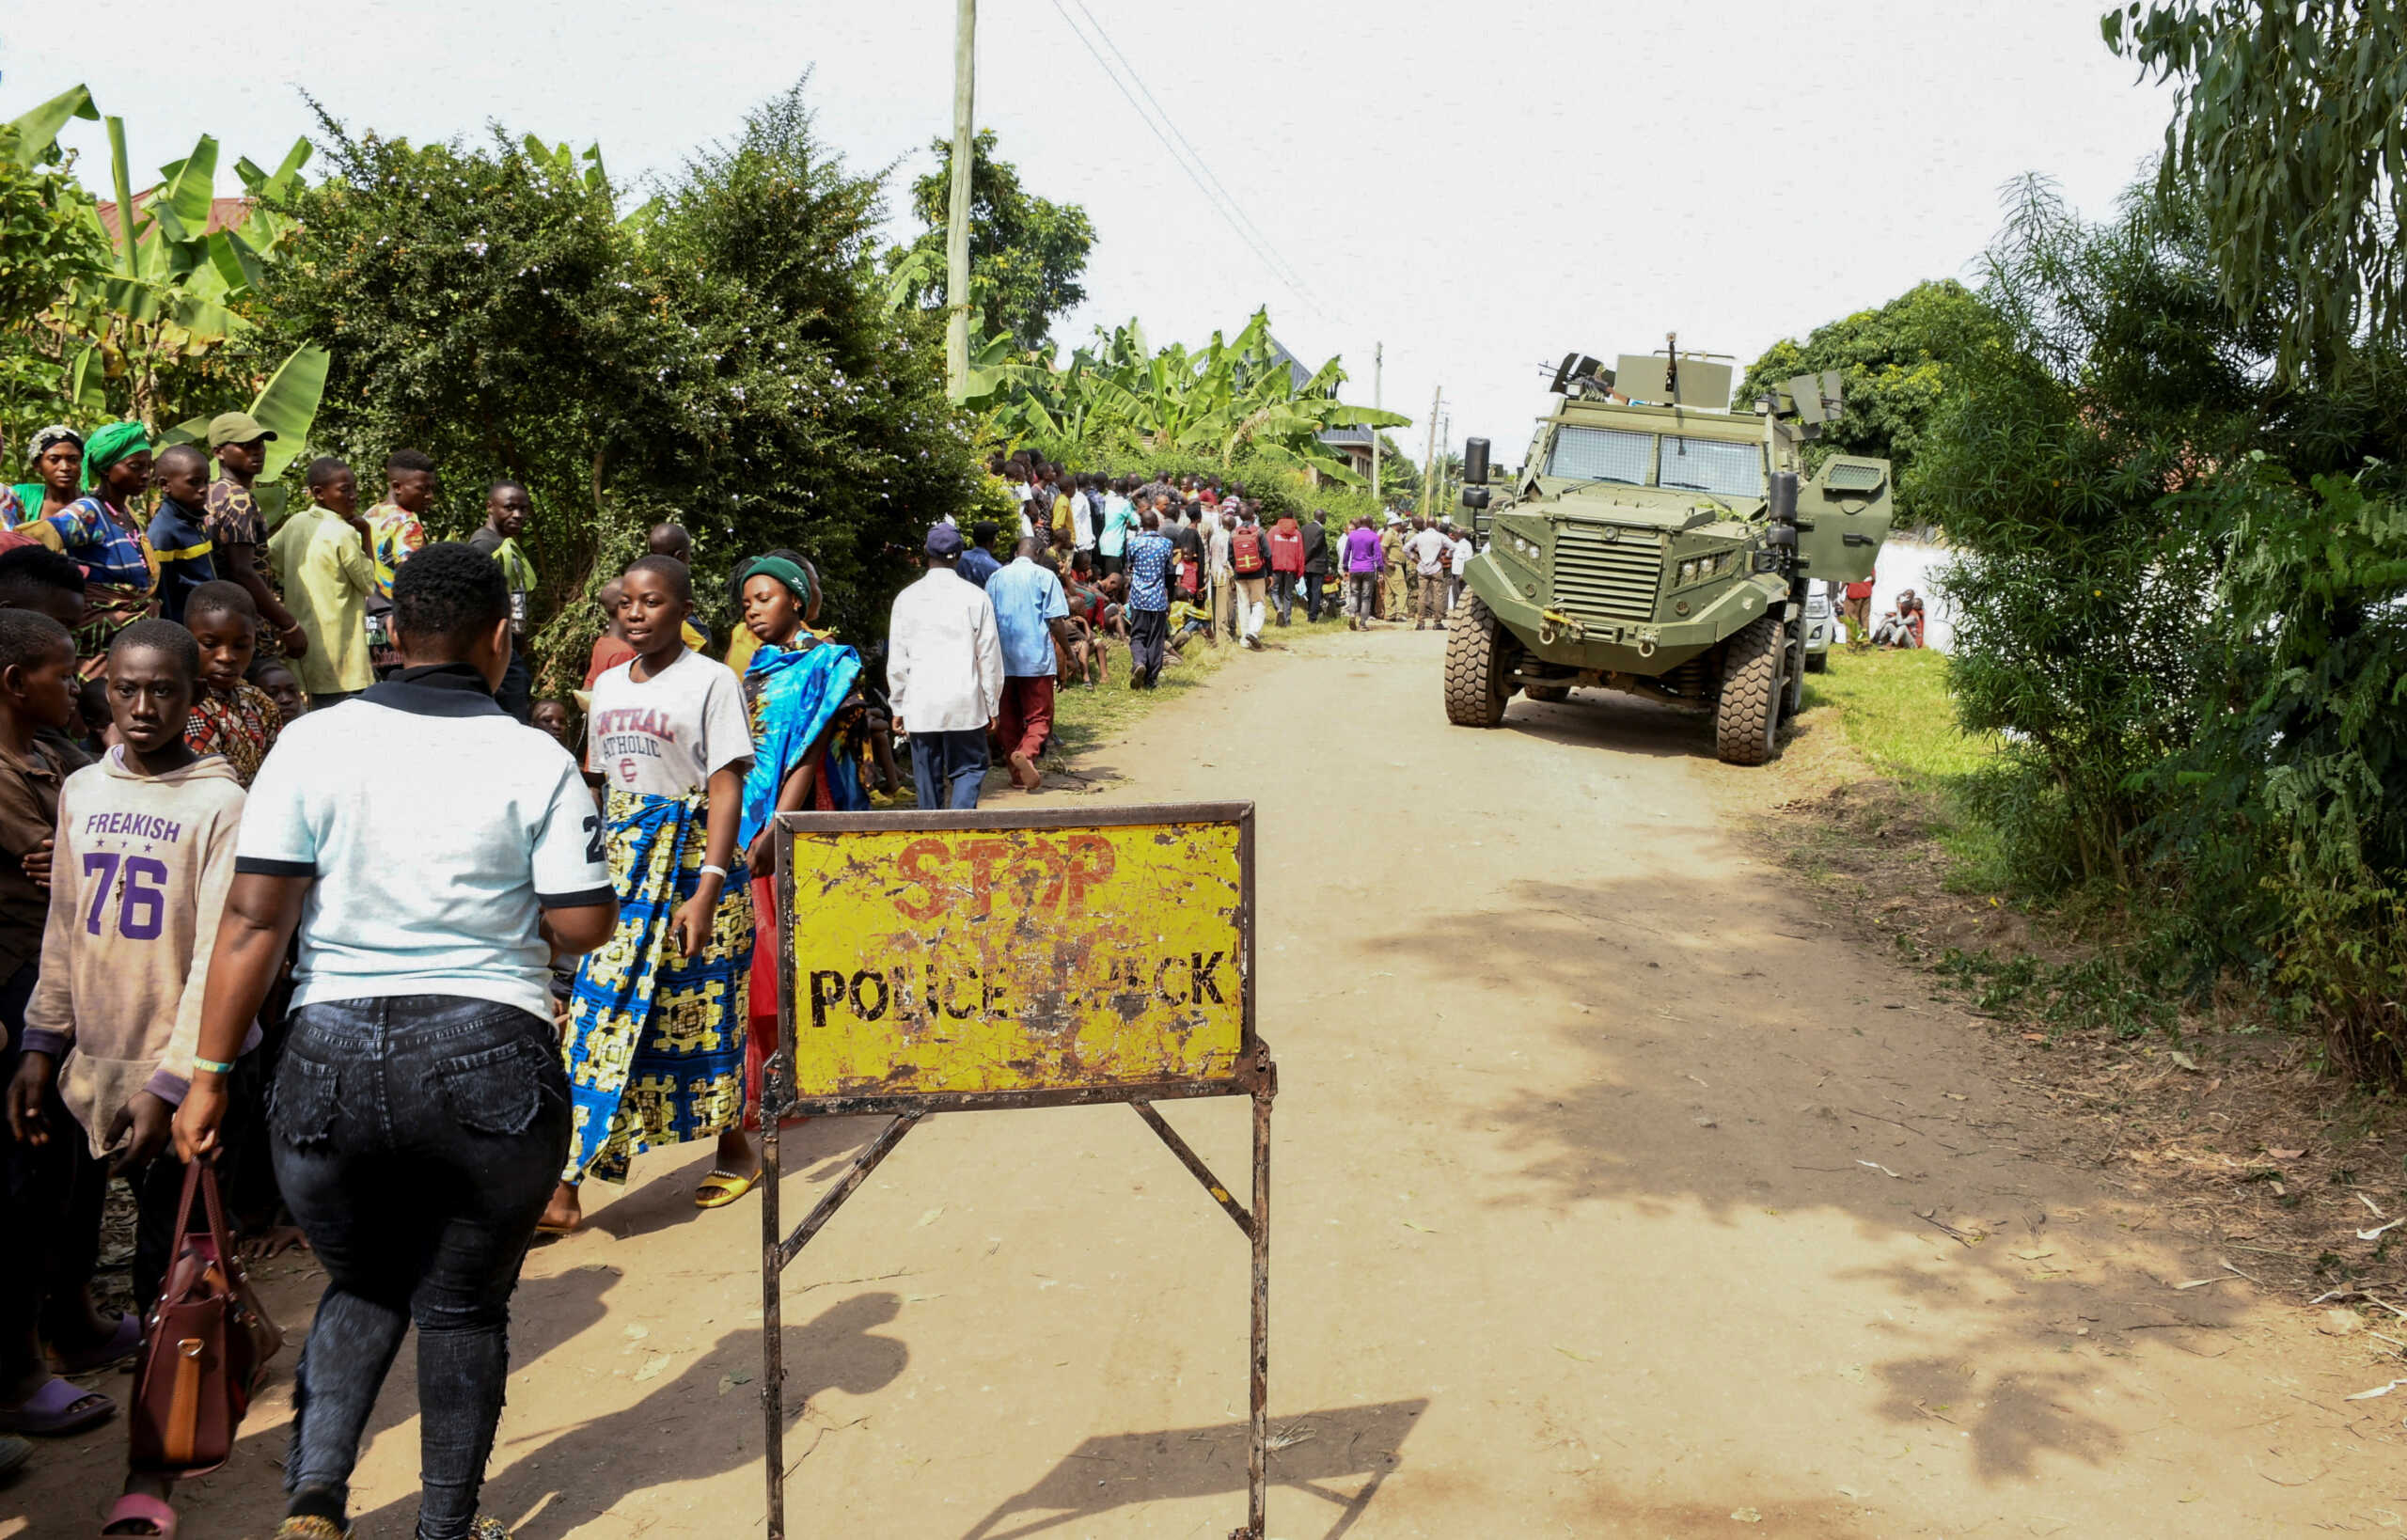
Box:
[244,83,984,693]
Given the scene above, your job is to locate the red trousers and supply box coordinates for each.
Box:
[997,674,1055,760]
[746,873,779,1125]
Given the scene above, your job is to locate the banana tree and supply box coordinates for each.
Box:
[60,114,314,424]
[968,306,1407,484]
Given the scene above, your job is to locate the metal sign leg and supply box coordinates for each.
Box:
[763,1092,923,1540]
[762,1051,788,1540]
[1243,1087,1271,1540]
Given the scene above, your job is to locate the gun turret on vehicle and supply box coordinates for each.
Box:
[1443,338,1892,763]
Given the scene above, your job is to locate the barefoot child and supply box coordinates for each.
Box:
[6,620,246,1539]
[548,556,755,1230]
[182,581,282,786]
[734,557,864,1128]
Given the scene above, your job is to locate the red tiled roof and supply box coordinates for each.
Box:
[93,194,252,242]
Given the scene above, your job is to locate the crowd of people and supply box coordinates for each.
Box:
[0,423,1478,1540]
[1835,571,1929,650]
[979,450,1481,668]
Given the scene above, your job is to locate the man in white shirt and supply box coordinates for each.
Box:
[1408,519,1454,630]
[1449,526,1475,611]
[1070,473,1096,555]
[889,522,1005,809]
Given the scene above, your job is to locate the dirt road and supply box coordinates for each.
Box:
[20,627,2405,1538]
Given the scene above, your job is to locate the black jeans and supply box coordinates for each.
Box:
[1302,571,1326,621]
[496,651,533,725]
[1127,607,1168,686]
[272,997,569,1540]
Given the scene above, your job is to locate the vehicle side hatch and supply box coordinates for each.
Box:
[1797,455,1893,584]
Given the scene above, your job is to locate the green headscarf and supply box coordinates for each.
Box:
[82,420,152,481]
[742,556,813,609]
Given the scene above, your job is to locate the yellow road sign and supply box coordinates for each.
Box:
[779,804,1251,1105]
[762,802,1274,1538]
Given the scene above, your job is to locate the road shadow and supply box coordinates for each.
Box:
[1360,870,2256,1488]
[349,1294,909,1540]
[959,1397,1428,1540]
[1496,688,1719,762]
[569,1114,880,1243]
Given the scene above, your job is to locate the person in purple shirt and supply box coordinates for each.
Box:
[1343,516,1386,630]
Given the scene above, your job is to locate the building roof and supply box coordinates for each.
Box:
[94,194,252,243]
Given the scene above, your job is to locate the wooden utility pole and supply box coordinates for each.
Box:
[943,0,977,401]
[1421,385,1442,518]
[1369,342,1383,507]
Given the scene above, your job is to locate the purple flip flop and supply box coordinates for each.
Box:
[51,1312,141,1375]
[0,1375,116,1436]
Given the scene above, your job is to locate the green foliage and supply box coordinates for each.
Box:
[0,90,109,449]
[244,83,984,691]
[1737,280,2003,526]
[0,84,320,456]
[898,130,1094,351]
[1931,947,2175,1041]
[973,307,1405,486]
[1917,179,2255,890]
[2106,1,2407,375]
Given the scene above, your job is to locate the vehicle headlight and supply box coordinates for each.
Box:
[1678,558,1698,584]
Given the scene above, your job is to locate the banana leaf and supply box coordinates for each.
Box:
[154,135,220,243]
[0,84,97,164]
[250,343,329,481]
[64,346,107,412]
[205,229,262,294]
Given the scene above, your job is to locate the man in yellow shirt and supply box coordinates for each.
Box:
[269,459,377,708]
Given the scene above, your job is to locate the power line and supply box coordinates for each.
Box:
[1060,0,1324,310]
[1043,0,1329,322]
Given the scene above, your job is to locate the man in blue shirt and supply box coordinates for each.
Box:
[1123,511,1174,690]
[957,521,1004,589]
[983,539,1072,791]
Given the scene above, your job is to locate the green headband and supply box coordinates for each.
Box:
[745,556,813,610]
[83,420,152,479]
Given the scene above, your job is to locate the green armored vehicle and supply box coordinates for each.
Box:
[1444,346,1892,764]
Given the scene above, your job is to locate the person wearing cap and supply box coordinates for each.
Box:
[1380,514,1408,621]
[203,412,308,662]
[886,523,1001,809]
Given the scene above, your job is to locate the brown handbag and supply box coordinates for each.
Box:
[129,1159,284,1477]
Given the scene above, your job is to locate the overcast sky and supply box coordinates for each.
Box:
[4,2,2174,476]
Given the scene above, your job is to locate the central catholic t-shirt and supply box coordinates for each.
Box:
[586,646,754,799]
[234,664,610,1019]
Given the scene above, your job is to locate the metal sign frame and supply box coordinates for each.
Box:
[759,802,1276,1540]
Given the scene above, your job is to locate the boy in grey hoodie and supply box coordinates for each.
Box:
[3,619,244,1537]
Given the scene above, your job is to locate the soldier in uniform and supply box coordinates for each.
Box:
[1380,517,1408,621]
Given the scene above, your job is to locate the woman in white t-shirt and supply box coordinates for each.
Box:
[546,554,759,1233]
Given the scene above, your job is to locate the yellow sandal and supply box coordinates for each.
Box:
[693,1170,760,1209]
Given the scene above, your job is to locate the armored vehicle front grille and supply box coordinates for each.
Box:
[1551,526,1662,623]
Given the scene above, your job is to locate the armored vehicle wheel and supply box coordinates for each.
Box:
[1524,684,1570,703]
[1714,614,1784,765]
[1443,593,1515,727]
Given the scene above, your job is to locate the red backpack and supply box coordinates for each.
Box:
[1231,525,1266,576]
